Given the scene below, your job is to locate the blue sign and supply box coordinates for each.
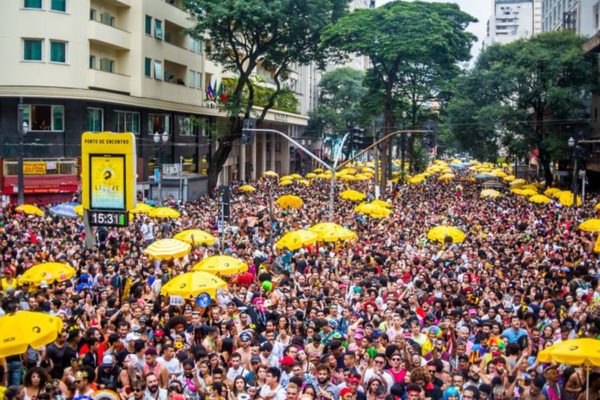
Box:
[154,167,161,183]
[196,293,211,308]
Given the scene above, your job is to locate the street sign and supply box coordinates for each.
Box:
[81,131,136,227]
[218,185,231,223]
[154,167,161,183]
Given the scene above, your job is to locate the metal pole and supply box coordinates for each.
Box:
[572,148,577,208]
[581,170,586,205]
[17,98,25,205]
[374,146,380,200]
[268,184,273,244]
[329,133,350,221]
[179,155,184,202]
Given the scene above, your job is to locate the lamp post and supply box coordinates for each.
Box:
[568,136,577,208]
[154,131,169,204]
[16,102,29,205]
[400,111,407,181]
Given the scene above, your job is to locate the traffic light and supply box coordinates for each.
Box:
[241,119,256,145]
[422,120,437,149]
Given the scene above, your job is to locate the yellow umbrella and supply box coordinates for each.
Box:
[537,338,600,400]
[239,185,257,193]
[370,200,391,208]
[276,230,318,250]
[306,172,317,179]
[552,190,564,199]
[529,194,552,204]
[313,168,325,173]
[309,223,357,242]
[559,191,582,207]
[192,255,248,276]
[579,219,600,232]
[289,173,303,180]
[18,262,76,286]
[408,176,425,185]
[148,207,180,219]
[129,203,154,214]
[278,179,293,186]
[276,195,304,209]
[263,170,279,178]
[438,173,455,182]
[480,189,502,198]
[297,179,311,186]
[340,190,366,201]
[595,203,600,210]
[520,189,539,196]
[427,226,466,244]
[74,205,84,216]
[503,175,516,182]
[0,311,63,357]
[544,187,561,197]
[509,178,526,186]
[143,239,191,260]
[160,271,227,299]
[595,236,600,253]
[174,229,216,246]
[354,203,392,219]
[15,204,44,217]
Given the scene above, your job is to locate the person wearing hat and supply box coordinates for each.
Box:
[278,355,295,388]
[96,354,120,391]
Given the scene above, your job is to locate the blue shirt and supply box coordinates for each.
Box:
[501,327,529,344]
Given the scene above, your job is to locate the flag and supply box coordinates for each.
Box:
[216,81,222,100]
[207,81,215,101]
[219,82,227,103]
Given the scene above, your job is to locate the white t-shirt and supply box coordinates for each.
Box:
[259,384,286,400]
[157,356,182,378]
[227,366,248,381]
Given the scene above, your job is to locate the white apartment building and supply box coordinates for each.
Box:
[534,0,543,33]
[541,0,598,37]
[486,0,535,45]
[0,0,308,203]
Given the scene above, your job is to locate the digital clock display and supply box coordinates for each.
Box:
[88,210,128,227]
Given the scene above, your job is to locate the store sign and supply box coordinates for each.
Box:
[273,113,288,122]
[23,162,46,175]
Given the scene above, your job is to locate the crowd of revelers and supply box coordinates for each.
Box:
[0,166,599,400]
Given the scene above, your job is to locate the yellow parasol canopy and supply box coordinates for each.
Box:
[192,255,248,276]
[354,203,392,219]
[74,205,84,216]
[160,271,227,299]
[18,262,76,286]
[502,175,516,182]
[0,311,63,357]
[578,219,600,232]
[275,195,304,209]
[174,229,216,246]
[143,239,191,260]
[309,223,357,242]
[559,191,582,207]
[480,189,502,198]
[427,226,466,244]
[263,170,279,178]
[369,200,391,208]
[278,179,293,186]
[15,204,44,217]
[529,194,552,204]
[239,185,257,192]
[129,203,154,214]
[544,187,561,197]
[276,230,319,250]
[537,338,600,366]
[306,172,317,179]
[148,207,180,219]
[438,173,455,182]
[509,178,526,186]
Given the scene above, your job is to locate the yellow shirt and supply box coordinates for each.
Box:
[1,278,16,293]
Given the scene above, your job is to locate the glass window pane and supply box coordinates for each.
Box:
[196,72,202,89]
[52,106,64,131]
[145,58,151,77]
[132,113,139,133]
[51,0,66,12]
[145,15,152,35]
[155,20,163,39]
[22,105,31,126]
[24,39,42,61]
[31,105,51,131]
[86,109,102,131]
[50,41,66,63]
[24,0,42,8]
[154,60,163,80]
[188,70,194,87]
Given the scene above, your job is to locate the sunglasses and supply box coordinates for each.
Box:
[133,388,144,393]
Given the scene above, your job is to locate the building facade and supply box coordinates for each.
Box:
[541,0,598,37]
[486,0,535,46]
[0,0,308,204]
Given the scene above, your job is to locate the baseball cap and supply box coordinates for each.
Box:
[279,356,295,366]
[251,356,261,364]
[102,355,114,367]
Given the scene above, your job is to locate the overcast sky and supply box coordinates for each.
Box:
[377,0,492,61]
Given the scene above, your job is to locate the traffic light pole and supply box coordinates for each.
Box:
[242,128,348,221]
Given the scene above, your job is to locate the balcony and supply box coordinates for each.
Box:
[89,19,130,50]
[164,60,187,86]
[87,69,130,94]
[165,0,185,11]
[165,20,187,49]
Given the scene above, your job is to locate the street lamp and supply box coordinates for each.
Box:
[16,105,29,205]
[400,111,407,180]
[568,136,578,208]
[153,131,169,203]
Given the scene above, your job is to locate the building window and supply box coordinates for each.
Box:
[154,60,163,80]
[145,15,152,35]
[24,0,42,9]
[154,19,163,40]
[188,37,202,54]
[50,40,66,63]
[100,58,114,73]
[89,55,96,69]
[50,0,66,12]
[23,39,43,61]
[196,72,202,89]
[86,108,103,132]
[114,110,140,134]
[90,8,96,20]
[148,114,170,134]
[188,69,195,88]
[176,115,196,136]
[22,105,65,132]
[144,58,152,77]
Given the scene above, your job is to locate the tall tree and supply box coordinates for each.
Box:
[447,31,595,184]
[308,67,366,156]
[185,0,349,191]
[322,1,476,190]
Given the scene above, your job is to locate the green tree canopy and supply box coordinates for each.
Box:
[322,1,476,188]
[185,0,349,190]
[447,31,595,184]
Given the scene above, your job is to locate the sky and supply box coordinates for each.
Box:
[377,0,492,61]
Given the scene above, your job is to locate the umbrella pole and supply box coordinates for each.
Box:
[585,364,589,400]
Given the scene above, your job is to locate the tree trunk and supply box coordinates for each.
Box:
[538,151,553,187]
[207,119,242,193]
[380,76,395,191]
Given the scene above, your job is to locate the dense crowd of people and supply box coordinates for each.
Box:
[0,168,599,400]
